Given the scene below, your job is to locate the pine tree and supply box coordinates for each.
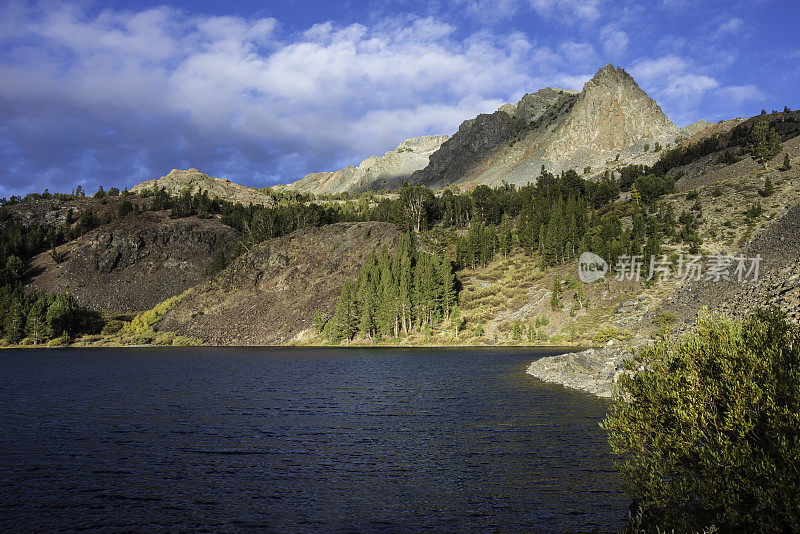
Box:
[358,287,375,338]
[5,297,25,343]
[331,281,353,342]
[313,309,325,334]
[498,218,513,257]
[46,292,78,339]
[781,152,792,171]
[550,274,562,310]
[630,183,641,206]
[451,305,461,339]
[26,296,49,344]
[761,175,774,197]
[512,320,523,341]
[438,257,456,319]
[542,213,561,267]
[749,121,782,170]
[377,251,398,337]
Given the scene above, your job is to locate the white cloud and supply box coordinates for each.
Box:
[630,55,719,120]
[553,73,593,91]
[662,73,719,99]
[713,17,743,39]
[457,0,521,22]
[0,2,596,190]
[528,0,601,22]
[630,53,766,125]
[559,41,596,65]
[631,55,689,84]
[600,25,629,57]
[717,85,763,105]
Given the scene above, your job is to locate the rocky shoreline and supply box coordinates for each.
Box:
[525,342,645,398]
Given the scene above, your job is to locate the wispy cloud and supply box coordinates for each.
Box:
[600,25,629,58]
[528,0,601,23]
[713,17,743,39]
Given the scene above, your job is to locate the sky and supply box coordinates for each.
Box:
[0,0,798,197]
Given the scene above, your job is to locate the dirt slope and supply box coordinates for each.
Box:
[26,211,241,313]
[158,221,403,345]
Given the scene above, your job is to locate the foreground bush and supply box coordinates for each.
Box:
[602,308,800,532]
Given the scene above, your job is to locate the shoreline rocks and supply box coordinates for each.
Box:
[526,342,644,398]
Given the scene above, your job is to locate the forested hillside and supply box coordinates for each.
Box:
[1,110,798,347]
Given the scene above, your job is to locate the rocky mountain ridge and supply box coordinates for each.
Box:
[410,64,681,190]
[288,64,683,194]
[284,135,449,194]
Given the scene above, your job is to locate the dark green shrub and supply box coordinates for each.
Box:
[745,201,764,220]
[49,247,67,263]
[759,175,774,197]
[100,319,125,335]
[602,309,800,532]
[118,200,134,217]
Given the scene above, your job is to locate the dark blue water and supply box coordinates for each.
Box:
[0,347,627,533]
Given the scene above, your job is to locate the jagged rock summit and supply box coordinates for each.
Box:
[546,64,679,157]
[409,63,681,189]
[132,168,273,206]
[286,64,683,194]
[284,135,449,195]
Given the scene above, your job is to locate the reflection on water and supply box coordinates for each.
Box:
[0,346,627,532]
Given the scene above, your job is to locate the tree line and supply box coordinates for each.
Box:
[318,232,457,342]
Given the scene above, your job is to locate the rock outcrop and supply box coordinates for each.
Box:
[681,120,714,138]
[526,343,646,398]
[285,136,449,194]
[26,211,241,313]
[434,64,679,188]
[132,168,272,206]
[157,221,403,345]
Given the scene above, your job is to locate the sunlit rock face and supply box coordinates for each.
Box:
[284,135,449,194]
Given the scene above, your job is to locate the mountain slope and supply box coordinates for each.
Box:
[284,64,682,194]
[285,135,449,195]
[26,211,241,313]
[157,221,403,345]
[411,64,680,189]
[545,65,679,160]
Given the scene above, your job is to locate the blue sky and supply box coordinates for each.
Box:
[1,0,798,197]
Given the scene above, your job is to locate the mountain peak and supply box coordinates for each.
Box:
[543,63,680,158]
[585,63,637,90]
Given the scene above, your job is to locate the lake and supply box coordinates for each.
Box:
[0,347,627,532]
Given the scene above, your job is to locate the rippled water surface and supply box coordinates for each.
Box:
[0,347,627,532]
